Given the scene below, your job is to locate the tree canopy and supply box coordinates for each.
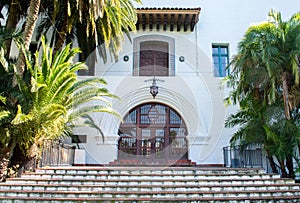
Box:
[226,9,300,178]
[0,0,138,181]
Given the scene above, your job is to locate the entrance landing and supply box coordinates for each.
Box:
[109,159,196,166]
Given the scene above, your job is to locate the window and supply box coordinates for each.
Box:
[71,135,87,143]
[139,41,169,76]
[133,35,175,76]
[212,44,229,77]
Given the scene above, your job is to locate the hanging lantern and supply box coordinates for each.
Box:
[150,78,158,99]
[145,77,164,99]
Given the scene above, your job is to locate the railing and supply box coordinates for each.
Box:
[41,139,76,167]
[118,136,188,160]
[223,146,263,168]
[223,146,300,177]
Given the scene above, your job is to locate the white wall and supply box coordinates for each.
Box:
[75,0,300,165]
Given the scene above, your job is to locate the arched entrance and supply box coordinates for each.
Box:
[117,103,190,165]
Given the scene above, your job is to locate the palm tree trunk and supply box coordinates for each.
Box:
[4,1,21,59]
[279,159,288,178]
[0,139,17,182]
[53,2,68,55]
[282,73,296,178]
[286,156,295,178]
[0,148,11,182]
[282,72,291,120]
[14,0,41,80]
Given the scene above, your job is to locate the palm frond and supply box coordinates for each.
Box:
[68,105,121,122]
[11,105,33,125]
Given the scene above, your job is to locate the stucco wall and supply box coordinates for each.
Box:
[74,0,300,165]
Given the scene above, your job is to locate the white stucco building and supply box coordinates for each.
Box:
[72,0,300,166]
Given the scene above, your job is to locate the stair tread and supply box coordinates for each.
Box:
[2,182,298,187]
[5,177,293,182]
[24,172,278,177]
[1,188,299,194]
[36,166,264,170]
[1,166,299,201]
[0,195,300,201]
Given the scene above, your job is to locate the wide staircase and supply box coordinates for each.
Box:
[0,166,300,202]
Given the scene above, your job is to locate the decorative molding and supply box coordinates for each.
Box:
[95,135,119,145]
[187,136,210,145]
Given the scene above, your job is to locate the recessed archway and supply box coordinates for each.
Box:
[117,102,190,165]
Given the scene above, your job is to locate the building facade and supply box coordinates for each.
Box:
[71,0,300,166]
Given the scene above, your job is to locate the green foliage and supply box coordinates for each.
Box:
[226,9,300,177]
[0,35,120,159]
[227,10,300,106]
[20,36,120,150]
[36,0,141,62]
[225,95,267,147]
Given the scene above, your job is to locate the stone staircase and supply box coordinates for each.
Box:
[0,166,300,202]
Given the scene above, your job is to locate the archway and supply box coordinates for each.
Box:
[117,103,190,165]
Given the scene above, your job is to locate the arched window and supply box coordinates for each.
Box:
[118,103,188,163]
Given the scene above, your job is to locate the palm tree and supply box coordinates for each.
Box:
[226,95,300,177]
[227,10,300,177]
[0,37,120,181]
[267,10,300,120]
[3,0,141,78]
[264,118,300,178]
[36,0,141,66]
[229,10,300,117]
[20,36,120,156]
[225,95,279,174]
[0,28,26,181]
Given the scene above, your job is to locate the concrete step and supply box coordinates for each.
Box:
[1,195,300,202]
[34,166,267,175]
[0,188,300,198]
[0,166,299,202]
[5,176,295,186]
[20,172,281,180]
[0,189,300,202]
[0,182,299,192]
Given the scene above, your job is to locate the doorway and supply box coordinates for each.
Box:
[118,103,188,164]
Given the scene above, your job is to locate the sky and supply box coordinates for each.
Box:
[134,0,300,21]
